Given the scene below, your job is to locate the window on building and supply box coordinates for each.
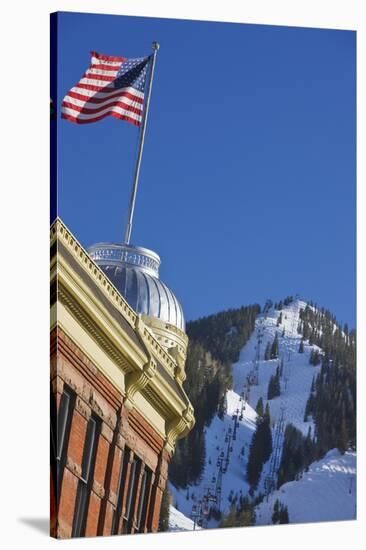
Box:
[122,455,142,534]
[111,447,130,535]
[53,385,76,504]
[72,414,101,538]
[136,467,152,533]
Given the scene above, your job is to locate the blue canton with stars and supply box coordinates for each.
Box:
[114,56,151,91]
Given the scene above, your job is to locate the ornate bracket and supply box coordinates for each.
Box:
[124,357,157,410]
[164,403,195,454]
[169,345,187,383]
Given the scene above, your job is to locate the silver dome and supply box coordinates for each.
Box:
[88,242,185,331]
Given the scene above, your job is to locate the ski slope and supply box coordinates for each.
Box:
[255,449,356,524]
[169,505,201,531]
[232,299,321,435]
[169,299,356,530]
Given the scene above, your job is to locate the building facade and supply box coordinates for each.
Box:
[50,219,194,538]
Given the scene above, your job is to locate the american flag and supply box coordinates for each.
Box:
[61,51,151,126]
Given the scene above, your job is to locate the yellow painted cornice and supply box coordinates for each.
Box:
[51,218,181,377]
[50,218,195,449]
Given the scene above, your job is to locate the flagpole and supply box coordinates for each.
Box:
[123,41,160,245]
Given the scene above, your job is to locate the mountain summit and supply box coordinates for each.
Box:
[168,298,356,530]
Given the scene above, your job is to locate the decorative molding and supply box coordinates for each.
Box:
[51,217,195,452]
[52,376,64,395]
[66,456,82,479]
[135,315,178,379]
[58,270,192,435]
[51,218,189,386]
[92,480,105,500]
[54,328,120,430]
[51,219,137,330]
[140,315,188,384]
[101,422,114,444]
[58,283,133,376]
[107,490,117,507]
[74,396,92,421]
[88,242,161,277]
[165,404,195,454]
[124,357,157,410]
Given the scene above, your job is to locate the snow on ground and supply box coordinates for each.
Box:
[169,300,356,530]
[169,505,201,532]
[169,391,257,527]
[255,449,356,524]
[232,299,321,435]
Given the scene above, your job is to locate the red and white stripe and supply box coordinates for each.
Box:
[61,52,145,126]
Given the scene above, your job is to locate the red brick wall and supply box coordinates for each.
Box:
[50,327,170,539]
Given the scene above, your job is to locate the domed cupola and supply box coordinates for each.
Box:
[88,242,188,375]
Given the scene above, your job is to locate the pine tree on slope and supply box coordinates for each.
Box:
[299,339,304,353]
[270,333,279,359]
[255,397,264,417]
[246,414,273,489]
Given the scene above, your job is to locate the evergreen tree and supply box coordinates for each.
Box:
[264,403,271,424]
[272,499,280,524]
[267,366,281,400]
[300,304,356,457]
[267,375,276,400]
[272,499,289,524]
[277,312,283,326]
[302,322,310,340]
[304,392,314,422]
[337,419,348,454]
[263,299,273,313]
[279,503,289,524]
[277,424,316,487]
[170,304,260,487]
[279,359,284,377]
[220,499,255,528]
[255,397,264,417]
[299,339,304,353]
[246,414,272,489]
[309,329,316,345]
[217,392,228,419]
[309,349,321,365]
[264,341,271,361]
[270,333,279,359]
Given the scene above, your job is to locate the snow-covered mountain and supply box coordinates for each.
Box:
[255,449,356,525]
[168,299,356,531]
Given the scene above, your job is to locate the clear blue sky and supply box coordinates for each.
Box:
[56,12,356,328]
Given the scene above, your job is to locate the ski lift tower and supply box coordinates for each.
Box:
[248,321,264,386]
[214,451,227,511]
[264,405,286,501]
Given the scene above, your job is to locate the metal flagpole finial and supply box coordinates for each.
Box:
[152,41,160,51]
